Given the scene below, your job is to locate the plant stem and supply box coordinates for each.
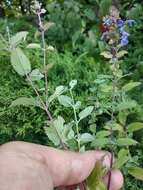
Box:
[37,13,49,107]
[28,74,68,149]
[107,59,118,190]
[6,25,11,45]
[70,89,80,151]
[107,151,114,190]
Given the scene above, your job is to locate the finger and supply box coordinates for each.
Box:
[42,149,111,187]
[1,141,123,190]
[104,169,124,190]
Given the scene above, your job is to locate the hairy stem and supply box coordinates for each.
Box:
[37,13,49,107]
[107,59,118,190]
[70,89,80,151]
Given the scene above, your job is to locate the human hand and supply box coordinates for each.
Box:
[0,141,123,190]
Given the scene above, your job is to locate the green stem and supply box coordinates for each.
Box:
[108,59,118,190]
[70,89,80,151]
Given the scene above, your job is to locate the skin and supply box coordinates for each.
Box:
[0,141,123,190]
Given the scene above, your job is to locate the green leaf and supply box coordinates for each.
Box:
[96,130,110,138]
[84,8,96,20]
[67,129,75,140]
[10,31,28,47]
[44,22,54,31]
[127,4,142,19]
[58,95,73,107]
[127,122,143,133]
[100,0,112,16]
[29,69,44,81]
[100,84,113,93]
[118,111,128,126]
[100,51,112,59]
[117,100,137,111]
[27,43,41,49]
[87,161,106,190]
[91,138,109,148]
[122,82,141,92]
[79,106,94,121]
[53,116,65,141]
[10,97,38,107]
[116,138,138,146]
[117,50,128,58]
[48,86,66,103]
[11,47,31,76]
[128,167,143,181]
[80,133,94,144]
[104,123,123,132]
[114,149,129,169]
[44,127,60,146]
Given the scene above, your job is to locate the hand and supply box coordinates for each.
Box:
[0,141,123,190]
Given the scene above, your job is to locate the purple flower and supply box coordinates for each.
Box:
[127,20,135,27]
[122,31,130,37]
[117,19,124,28]
[120,36,129,46]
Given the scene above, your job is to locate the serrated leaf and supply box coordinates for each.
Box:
[79,106,94,121]
[117,50,128,58]
[44,127,60,146]
[27,43,41,49]
[29,69,44,81]
[10,31,28,47]
[127,122,143,133]
[122,82,141,92]
[67,129,75,140]
[116,138,138,146]
[128,167,143,181]
[58,95,73,107]
[53,116,65,141]
[10,97,38,107]
[80,133,94,144]
[11,47,31,76]
[114,149,129,169]
[100,51,112,59]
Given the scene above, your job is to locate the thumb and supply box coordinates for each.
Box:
[40,147,110,186]
[40,147,123,190]
[1,142,123,189]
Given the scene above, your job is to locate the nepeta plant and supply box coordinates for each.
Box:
[99,5,143,190]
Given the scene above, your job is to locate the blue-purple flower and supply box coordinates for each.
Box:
[120,31,130,46]
[117,19,124,28]
[101,13,134,47]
